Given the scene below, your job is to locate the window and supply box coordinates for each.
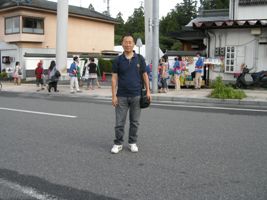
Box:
[5,16,20,34]
[225,46,236,73]
[22,17,44,34]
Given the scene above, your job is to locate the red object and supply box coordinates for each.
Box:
[102,72,106,81]
[35,66,43,79]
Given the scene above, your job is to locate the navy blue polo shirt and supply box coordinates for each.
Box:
[112,52,146,97]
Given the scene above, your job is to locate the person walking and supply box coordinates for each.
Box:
[194,53,204,89]
[35,60,45,90]
[88,57,97,90]
[111,34,151,154]
[159,57,168,93]
[77,64,82,87]
[13,61,22,85]
[82,59,90,89]
[173,56,181,91]
[47,60,60,92]
[69,56,81,93]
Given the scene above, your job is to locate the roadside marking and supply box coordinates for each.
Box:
[0,107,77,118]
[0,178,64,200]
[152,103,267,113]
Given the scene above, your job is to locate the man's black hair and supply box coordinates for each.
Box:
[121,33,135,43]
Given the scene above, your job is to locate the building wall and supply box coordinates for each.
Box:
[209,28,267,82]
[67,16,114,52]
[237,5,267,20]
[0,7,115,77]
[0,9,114,52]
[229,0,267,20]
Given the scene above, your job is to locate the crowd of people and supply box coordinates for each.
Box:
[145,52,205,92]
[30,57,101,93]
[3,52,204,94]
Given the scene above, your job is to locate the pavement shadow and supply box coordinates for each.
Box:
[0,168,120,200]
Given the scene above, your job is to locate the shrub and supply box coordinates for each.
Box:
[210,76,246,99]
[0,72,8,79]
[98,58,113,75]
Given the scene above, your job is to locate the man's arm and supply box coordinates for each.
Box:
[111,73,118,107]
[143,72,151,101]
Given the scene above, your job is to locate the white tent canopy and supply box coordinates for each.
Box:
[114,45,164,63]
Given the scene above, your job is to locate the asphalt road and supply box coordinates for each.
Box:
[0,92,267,200]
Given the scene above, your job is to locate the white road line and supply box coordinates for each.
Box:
[0,178,63,200]
[0,107,77,118]
[152,103,267,113]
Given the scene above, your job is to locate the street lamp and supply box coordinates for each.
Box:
[136,37,143,54]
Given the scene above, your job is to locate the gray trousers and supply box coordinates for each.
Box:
[114,96,141,145]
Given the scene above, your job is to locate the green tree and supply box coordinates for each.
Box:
[159,0,197,51]
[200,0,229,9]
[115,12,125,45]
[124,6,145,39]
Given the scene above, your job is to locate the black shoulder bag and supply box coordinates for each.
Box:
[137,54,150,109]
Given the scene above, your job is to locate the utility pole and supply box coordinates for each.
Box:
[151,0,159,93]
[144,0,152,65]
[56,0,69,77]
[104,0,110,16]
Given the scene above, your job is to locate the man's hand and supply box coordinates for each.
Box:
[112,96,118,107]
[146,90,152,102]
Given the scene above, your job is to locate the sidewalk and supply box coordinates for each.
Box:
[1,82,267,106]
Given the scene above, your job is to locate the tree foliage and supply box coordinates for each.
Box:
[160,0,197,51]
[115,12,125,44]
[113,0,228,50]
[124,6,145,38]
[200,0,229,9]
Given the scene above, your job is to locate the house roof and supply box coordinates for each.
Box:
[187,8,267,29]
[0,0,117,24]
[192,19,267,29]
[24,51,119,59]
[186,16,230,27]
[170,29,207,41]
[164,50,206,57]
[239,0,267,6]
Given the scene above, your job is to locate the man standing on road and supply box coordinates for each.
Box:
[111,34,151,154]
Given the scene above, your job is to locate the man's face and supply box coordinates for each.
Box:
[122,36,135,53]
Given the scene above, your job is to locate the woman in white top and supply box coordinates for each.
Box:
[13,61,22,85]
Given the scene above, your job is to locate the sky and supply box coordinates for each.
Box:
[47,0,182,21]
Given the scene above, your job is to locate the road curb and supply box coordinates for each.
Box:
[152,95,267,106]
[2,83,267,106]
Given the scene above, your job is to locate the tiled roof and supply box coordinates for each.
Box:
[164,50,206,57]
[170,29,207,40]
[0,0,117,24]
[186,16,230,27]
[192,19,267,29]
[239,0,267,6]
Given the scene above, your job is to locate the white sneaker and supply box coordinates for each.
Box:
[111,144,123,154]
[129,143,138,153]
